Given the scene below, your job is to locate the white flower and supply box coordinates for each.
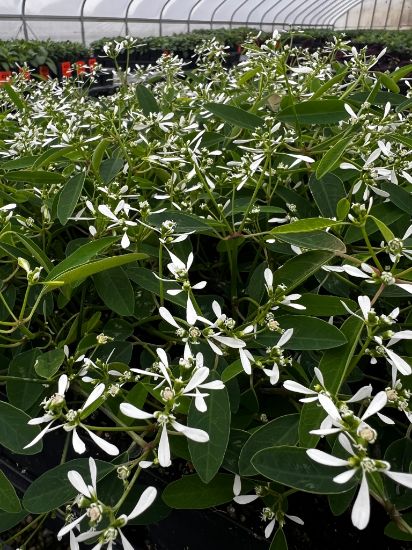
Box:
[373,332,412,376]
[57,457,100,542]
[24,383,119,456]
[232,474,259,504]
[307,433,412,530]
[262,328,294,385]
[119,404,209,467]
[310,391,392,438]
[283,367,327,403]
[181,363,225,412]
[74,486,157,549]
[98,202,137,249]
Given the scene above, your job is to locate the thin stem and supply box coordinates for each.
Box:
[361,224,383,271]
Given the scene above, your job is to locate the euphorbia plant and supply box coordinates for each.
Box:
[0,30,411,549]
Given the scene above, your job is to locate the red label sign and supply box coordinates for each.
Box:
[38,65,50,78]
[0,71,12,84]
[60,61,72,78]
[76,60,86,75]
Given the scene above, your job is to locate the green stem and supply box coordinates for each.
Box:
[361,224,383,271]
[83,424,149,432]
[159,244,164,306]
[2,513,46,545]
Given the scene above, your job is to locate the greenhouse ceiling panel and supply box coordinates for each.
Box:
[0,0,410,43]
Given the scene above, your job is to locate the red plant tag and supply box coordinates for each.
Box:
[60,61,72,78]
[0,71,12,84]
[38,65,50,78]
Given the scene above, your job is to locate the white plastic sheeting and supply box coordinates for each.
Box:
[0,0,410,44]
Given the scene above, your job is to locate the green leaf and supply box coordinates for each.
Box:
[7,349,43,410]
[384,438,412,509]
[270,528,288,550]
[162,473,251,509]
[316,135,353,179]
[270,218,343,235]
[277,100,349,125]
[46,237,117,281]
[2,155,37,170]
[380,181,412,214]
[47,253,146,286]
[32,145,77,169]
[13,233,54,272]
[222,359,244,383]
[309,173,347,219]
[57,172,85,225]
[188,372,231,483]
[310,69,349,100]
[295,295,357,316]
[258,315,347,350]
[127,266,186,307]
[0,470,21,513]
[299,316,364,447]
[252,446,356,494]
[34,348,65,378]
[23,459,114,513]
[2,83,26,111]
[94,267,135,316]
[221,429,250,474]
[274,231,346,253]
[238,414,299,476]
[3,171,65,184]
[0,401,42,455]
[136,84,160,116]
[369,215,395,242]
[328,486,357,517]
[271,250,335,293]
[92,138,110,173]
[99,157,123,184]
[204,102,263,130]
[376,71,400,94]
[0,509,28,534]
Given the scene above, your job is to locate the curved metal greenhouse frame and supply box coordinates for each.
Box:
[0,0,410,44]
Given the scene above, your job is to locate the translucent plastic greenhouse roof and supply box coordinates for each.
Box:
[0,0,410,44]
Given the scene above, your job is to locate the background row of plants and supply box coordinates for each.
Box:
[0,30,411,549]
[1,28,412,74]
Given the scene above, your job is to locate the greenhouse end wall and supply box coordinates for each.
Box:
[0,1,410,45]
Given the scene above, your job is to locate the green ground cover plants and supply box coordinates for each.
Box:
[0,30,411,549]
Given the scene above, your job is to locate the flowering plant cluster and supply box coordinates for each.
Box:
[0,30,411,549]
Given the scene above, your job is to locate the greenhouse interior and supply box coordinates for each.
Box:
[0,1,412,550]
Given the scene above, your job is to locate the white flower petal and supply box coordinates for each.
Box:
[283,380,315,395]
[121,232,130,249]
[58,374,69,396]
[358,296,371,319]
[81,383,105,412]
[384,470,412,489]
[306,449,348,467]
[318,394,341,421]
[277,328,293,347]
[118,530,134,550]
[351,473,370,530]
[211,335,246,348]
[98,204,118,221]
[171,420,209,442]
[83,427,119,456]
[186,295,198,325]
[361,391,387,421]
[233,474,241,496]
[120,403,154,420]
[234,494,260,504]
[347,385,372,403]
[239,348,252,375]
[158,424,171,467]
[285,514,304,525]
[127,486,157,520]
[333,469,357,484]
[28,414,55,425]
[184,367,210,394]
[264,268,273,289]
[385,348,412,376]
[67,470,92,498]
[57,512,87,540]
[264,518,276,539]
[72,428,86,454]
[159,307,180,328]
